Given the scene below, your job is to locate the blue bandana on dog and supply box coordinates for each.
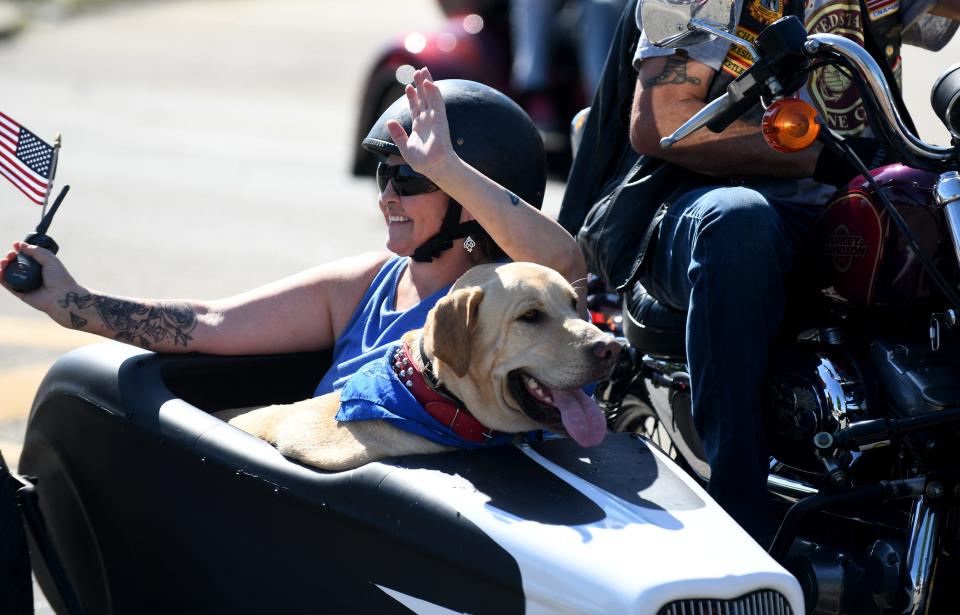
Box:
[336,343,517,450]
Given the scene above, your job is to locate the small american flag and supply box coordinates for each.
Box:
[0,111,55,205]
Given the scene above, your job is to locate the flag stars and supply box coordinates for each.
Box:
[0,112,54,203]
[15,130,53,178]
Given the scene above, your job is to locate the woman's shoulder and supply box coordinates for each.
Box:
[273,252,394,320]
[299,251,395,286]
[301,251,398,344]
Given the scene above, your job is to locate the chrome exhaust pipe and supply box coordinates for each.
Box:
[903,498,943,615]
[767,472,819,502]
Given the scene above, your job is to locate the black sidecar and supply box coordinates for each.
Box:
[9,342,802,614]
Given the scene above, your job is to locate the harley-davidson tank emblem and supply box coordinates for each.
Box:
[824,225,868,272]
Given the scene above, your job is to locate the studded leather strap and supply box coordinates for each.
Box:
[391,342,502,445]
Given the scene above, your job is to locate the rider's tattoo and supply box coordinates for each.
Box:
[643,55,702,88]
[58,292,198,348]
[68,312,88,330]
[507,190,520,206]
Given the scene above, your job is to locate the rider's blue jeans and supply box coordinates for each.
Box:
[639,185,822,545]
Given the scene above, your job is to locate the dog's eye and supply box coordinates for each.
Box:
[517,309,544,323]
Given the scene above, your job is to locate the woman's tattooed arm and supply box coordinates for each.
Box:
[58,292,198,350]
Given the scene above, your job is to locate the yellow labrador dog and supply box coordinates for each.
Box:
[228,262,619,471]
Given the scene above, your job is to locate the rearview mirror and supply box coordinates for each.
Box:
[931,63,960,140]
[641,0,740,48]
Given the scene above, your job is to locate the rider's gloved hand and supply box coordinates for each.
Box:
[813,136,894,187]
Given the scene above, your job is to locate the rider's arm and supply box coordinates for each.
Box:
[1,242,386,355]
[629,53,822,177]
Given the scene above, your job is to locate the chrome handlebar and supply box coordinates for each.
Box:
[806,34,954,163]
[659,30,957,164]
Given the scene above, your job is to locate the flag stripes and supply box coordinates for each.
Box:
[0,111,53,205]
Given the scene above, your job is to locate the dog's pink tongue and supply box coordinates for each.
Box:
[551,388,607,447]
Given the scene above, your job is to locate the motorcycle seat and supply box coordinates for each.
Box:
[622,282,687,359]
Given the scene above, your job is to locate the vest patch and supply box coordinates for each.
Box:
[721,26,760,77]
[865,0,899,21]
[748,0,787,24]
[805,1,868,135]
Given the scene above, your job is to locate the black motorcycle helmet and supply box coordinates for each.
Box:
[363,79,547,262]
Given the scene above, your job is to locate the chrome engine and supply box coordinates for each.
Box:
[763,347,869,478]
[630,345,871,485]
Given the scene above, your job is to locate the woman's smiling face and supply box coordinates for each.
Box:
[378,155,451,257]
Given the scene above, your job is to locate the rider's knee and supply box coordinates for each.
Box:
[696,187,782,250]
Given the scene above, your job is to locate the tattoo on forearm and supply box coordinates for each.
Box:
[643,55,702,88]
[59,292,198,348]
[69,313,88,330]
[506,190,520,206]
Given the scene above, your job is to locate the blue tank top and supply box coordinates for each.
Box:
[314,256,452,396]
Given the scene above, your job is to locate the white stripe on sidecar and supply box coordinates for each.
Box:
[380,441,805,614]
[376,585,466,615]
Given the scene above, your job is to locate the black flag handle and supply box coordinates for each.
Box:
[36,185,70,236]
[3,185,70,293]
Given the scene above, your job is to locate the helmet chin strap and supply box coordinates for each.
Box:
[411,199,484,263]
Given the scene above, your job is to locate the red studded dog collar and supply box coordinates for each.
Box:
[391,342,502,445]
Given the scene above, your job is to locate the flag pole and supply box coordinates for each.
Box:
[40,133,61,222]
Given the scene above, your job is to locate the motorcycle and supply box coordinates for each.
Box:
[350,0,588,178]
[585,0,960,612]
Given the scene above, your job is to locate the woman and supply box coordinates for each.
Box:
[0,69,586,394]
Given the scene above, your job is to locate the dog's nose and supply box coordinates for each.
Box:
[591,338,621,362]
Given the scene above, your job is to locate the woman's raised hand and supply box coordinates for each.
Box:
[385,68,457,179]
[0,241,79,315]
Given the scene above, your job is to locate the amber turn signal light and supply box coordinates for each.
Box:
[761,98,821,153]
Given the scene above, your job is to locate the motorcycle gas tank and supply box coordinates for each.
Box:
[809,164,957,307]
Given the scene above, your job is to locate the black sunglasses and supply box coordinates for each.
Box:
[376,163,440,197]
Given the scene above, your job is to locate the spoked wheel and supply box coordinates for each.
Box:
[612,392,682,462]
[600,380,709,484]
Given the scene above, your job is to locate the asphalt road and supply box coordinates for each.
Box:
[0,0,958,464]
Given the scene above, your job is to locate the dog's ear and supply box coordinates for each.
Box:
[425,286,484,378]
